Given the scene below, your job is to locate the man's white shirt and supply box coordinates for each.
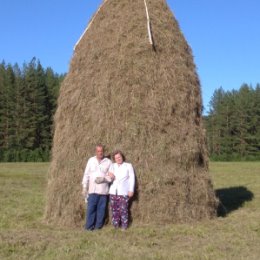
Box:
[82,156,112,194]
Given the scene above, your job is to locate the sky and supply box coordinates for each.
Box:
[0,0,259,113]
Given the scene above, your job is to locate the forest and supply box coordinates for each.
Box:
[0,60,259,161]
[205,84,260,160]
[0,58,64,161]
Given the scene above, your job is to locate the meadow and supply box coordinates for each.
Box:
[0,162,259,260]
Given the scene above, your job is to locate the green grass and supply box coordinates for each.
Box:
[0,162,260,260]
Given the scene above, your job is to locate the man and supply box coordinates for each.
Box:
[82,144,112,230]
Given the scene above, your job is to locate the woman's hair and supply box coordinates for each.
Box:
[112,150,126,162]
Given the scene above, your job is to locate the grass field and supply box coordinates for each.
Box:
[0,162,260,260]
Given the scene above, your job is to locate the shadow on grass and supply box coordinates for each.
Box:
[216,186,254,217]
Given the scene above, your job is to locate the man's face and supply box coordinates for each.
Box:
[96,146,104,160]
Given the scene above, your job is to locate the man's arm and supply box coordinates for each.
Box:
[105,163,115,182]
[82,159,91,195]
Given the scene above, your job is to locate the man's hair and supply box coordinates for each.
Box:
[95,143,105,150]
[112,150,126,162]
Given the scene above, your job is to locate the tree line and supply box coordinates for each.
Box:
[205,84,260,161]
[0,59,259,161]
[0,58,64,161]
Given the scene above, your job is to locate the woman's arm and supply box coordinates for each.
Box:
[106,164,115,182]
[128,163,135,198]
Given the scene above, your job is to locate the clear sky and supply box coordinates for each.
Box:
[0,0,259,113]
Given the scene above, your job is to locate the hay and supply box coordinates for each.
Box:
[45,0,219,227]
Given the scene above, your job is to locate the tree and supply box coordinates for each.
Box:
[206,84,260,160]
[0,59,63,162]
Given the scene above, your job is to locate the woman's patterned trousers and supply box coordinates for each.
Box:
[110,195,129,229]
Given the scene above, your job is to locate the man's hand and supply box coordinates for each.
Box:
[82,188,87,197]
[128,191,134,198]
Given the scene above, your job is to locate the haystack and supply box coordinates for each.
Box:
[45,0,218,227]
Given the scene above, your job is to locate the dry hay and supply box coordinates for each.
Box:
[45,0,219,227]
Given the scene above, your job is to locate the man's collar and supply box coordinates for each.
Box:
[95,156,106,163]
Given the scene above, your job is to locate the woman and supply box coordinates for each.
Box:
[108,150,135,230]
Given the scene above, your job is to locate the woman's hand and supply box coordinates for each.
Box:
[108,172,115,180]
[128,191,134,198]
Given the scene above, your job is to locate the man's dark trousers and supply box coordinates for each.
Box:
[85,193,108,230]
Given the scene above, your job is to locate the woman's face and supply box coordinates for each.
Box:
[114,153,123,165]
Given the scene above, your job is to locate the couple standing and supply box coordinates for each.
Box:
[82,144,135,231]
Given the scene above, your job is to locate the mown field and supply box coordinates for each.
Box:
[0,162,259,260]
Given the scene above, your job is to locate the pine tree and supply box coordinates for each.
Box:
[0,62,6,154]
[0,59,64,162]
[207,84,260,160]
